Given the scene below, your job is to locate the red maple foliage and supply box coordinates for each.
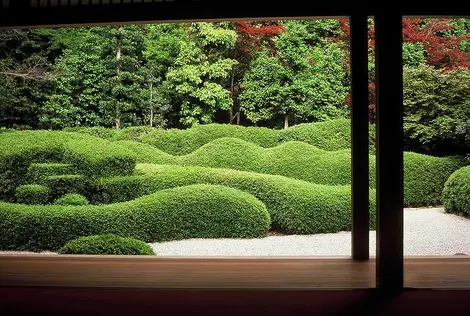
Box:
[336,17,470,121]
[234,21,285,58]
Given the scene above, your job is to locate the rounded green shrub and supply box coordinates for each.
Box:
[58,234,155,255]
[54,194,89,206]
[403,152,464,206]
[94,164,377,235]
[15,184,49,205]
[442,166,470,216]
[0,184,270,251]
[0,131,136,201]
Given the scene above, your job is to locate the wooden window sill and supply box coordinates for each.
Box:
[1,255,469,289]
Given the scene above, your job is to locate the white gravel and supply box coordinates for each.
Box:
[149,207,470,256]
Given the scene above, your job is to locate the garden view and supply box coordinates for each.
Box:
[0,18,469,256]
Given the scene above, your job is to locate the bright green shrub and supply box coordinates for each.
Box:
[0,131,136,200]
[277,119,352,151]
[15,184,49,205]
[94,164,377,234]
[54,194,89,206]
[41,175,88,200]
[113,126,154,142]
[63,126,118,140]
[0,184,270,251]
[26,163,76,183]
[117,137,463,206]
[140,123,280,155]
[58,234,155,255]
[403,152,464,206]
[442,166,470,215]
[114,141,175,164]
[119,137,374,186]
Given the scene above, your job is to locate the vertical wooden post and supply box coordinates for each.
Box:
[375,11,404,293]
[350,13,370,261]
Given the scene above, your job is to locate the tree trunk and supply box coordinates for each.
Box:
[115,31,122,130]
[229,66,236,124]
[149,81,153,127]
[236,111,240,125]
[284,114,289,129]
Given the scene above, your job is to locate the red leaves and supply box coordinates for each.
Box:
[402,18,470,70]
[234,21,285,58]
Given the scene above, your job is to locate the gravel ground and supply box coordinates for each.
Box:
[1,208,469,256]
[149,207,470,256]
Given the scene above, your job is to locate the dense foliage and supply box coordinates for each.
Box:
[0,184,270,251]
[442,166,470,216]
[53,193,89,206]
[58,234,155,255]
[93,164,376,235]
[0,131,135,201]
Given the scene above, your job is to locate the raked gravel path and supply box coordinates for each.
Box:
[149,207,470,256]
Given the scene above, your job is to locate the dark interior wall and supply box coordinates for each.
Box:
[1,288,470,316]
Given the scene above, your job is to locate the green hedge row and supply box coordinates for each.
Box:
[138,119,366,155]
[92,164,377,235]
[0,131,136,201]
[0,184,270,251]
[15,184,49,205]
[58,234,155,255]
[26,163,76,183]
[442,166,470,216]
[403,152,465,206]
[116,138,463,206]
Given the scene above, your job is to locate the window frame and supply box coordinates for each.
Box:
[1,1,470,292]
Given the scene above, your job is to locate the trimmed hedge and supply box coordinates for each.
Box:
[93,164,377,235]
[58,234,155,255]
[26,163,76,183]
[118,137,372,186]
[443,166,470,216]
[63,126,118,140]
[54,193,89,206]
[15,184,49,205]
[138,119,376,155]
[140,123,280,155]
[403,152,465,206]
[40,175,88,200]
[0,184,270,251]
[0,131,136,201]
[117,137,463,205]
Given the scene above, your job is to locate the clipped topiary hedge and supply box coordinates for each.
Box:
[93,164,377,235]
[15,184,49,205]
[63,126,119,140]
[26,163,76,183]
[116,137,463,205]
[0,131,136,201]
[442,166,470,216]
[40,174,88,200]
[403,152,465,206]
[58,234,155,255]
[140,123,280,155]
[0,184,270,251]
[54,193,89,206]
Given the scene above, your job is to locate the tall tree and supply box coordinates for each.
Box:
[239,20,349,129]
[166,22,238,126]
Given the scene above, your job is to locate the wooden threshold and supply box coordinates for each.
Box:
[1,255,470,289]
